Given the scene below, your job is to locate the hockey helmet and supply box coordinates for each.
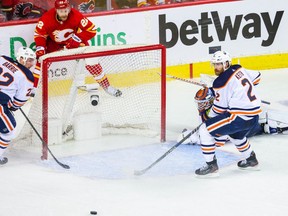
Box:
[55,0,70,9]
[16,47,36,64]
[211,50,231,70]
[194,87,214,111]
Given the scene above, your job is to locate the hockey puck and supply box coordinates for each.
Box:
[90,211,97,215]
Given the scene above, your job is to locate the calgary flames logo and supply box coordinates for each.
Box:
[52,29,74,42]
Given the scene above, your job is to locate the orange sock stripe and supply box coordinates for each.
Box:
[237,141,250,151]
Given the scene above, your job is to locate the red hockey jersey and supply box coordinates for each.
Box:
[34,7,96,52]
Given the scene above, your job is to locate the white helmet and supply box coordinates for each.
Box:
[211,51,231,70]
[16,47,36,63]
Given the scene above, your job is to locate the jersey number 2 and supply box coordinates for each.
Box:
[241,78,256,102]
[0,67,14,86]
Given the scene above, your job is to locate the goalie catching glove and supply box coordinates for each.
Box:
[177,128,200,145]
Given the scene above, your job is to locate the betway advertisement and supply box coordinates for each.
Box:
[0,0,287,65]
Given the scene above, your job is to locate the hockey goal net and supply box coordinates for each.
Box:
[13,44,166,159]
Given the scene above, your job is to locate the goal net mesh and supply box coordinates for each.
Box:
[12,44,166,159]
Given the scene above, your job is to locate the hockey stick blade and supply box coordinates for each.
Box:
[134,123,203,176]
[47,148,70,169]
[134,169,146,176]
[20,108,70,169]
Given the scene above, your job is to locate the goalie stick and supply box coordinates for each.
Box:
[164,73,271,105]
[134,123,203,176]
[20,108,70,169]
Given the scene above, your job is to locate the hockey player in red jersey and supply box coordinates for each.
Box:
[0,47,35,165]
[34,0,122,97]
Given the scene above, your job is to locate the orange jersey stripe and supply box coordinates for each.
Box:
[207,114,237,132]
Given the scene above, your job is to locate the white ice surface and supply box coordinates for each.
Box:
[1,68,288,216]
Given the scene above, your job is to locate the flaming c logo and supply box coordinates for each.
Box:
[52,29,74,42]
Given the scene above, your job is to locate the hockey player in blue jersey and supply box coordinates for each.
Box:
[0,47,35,165]
[191,51,261,176]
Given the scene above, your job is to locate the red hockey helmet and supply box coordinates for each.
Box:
[55,0,70,9]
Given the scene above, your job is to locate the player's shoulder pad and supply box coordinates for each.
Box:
[2,56,34,83]
[213,65,242,89]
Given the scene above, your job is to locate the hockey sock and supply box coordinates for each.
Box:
[85,64,111,89]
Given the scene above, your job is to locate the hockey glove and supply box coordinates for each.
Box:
[66,34,82,49]
[14,2,33,18]
[35,46,45,59]
[7,102,18,112]
[8,106,18,112]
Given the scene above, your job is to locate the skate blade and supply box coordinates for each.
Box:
[238,164,260,171]
[195,171,220,178]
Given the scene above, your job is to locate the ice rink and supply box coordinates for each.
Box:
[1,68,288,216]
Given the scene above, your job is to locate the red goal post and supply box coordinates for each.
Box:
[36,44,166,159]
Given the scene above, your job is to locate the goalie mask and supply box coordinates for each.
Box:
[194,87,214,111]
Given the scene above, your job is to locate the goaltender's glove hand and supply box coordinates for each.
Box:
[66,34,82,49]
[78,0,95,13]
[14,2,33,18]
[36,46,45,59]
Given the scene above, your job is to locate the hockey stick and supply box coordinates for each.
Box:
[19,108,70,169]
[164,73,207,87]
[134,123,203,176]
[164,73,271,105]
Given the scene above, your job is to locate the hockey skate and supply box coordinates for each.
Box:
[0,157,8,165]
[237,151,259,170]
[105,86,122,97]
[195,156,219,177]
